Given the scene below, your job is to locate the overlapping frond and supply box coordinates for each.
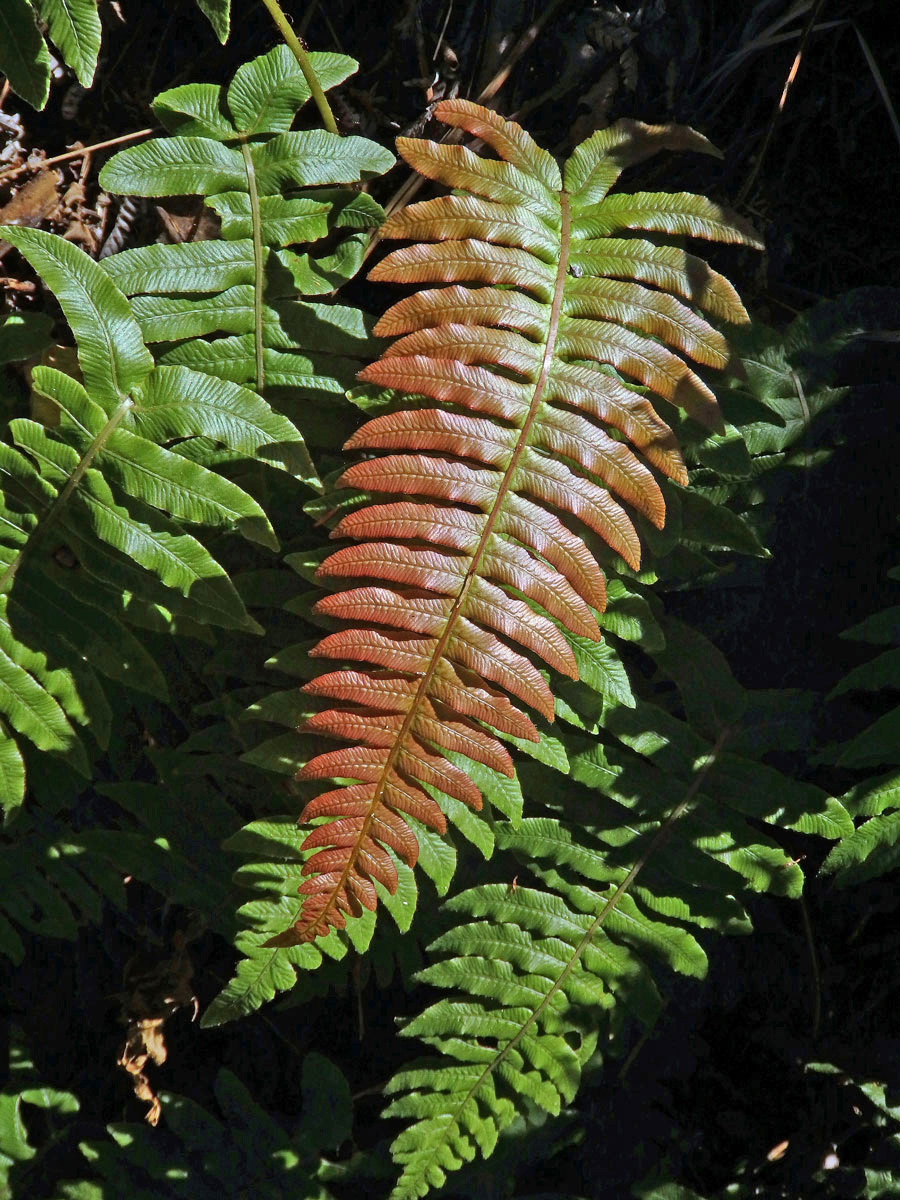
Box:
[1,1025,80,1194]
[98,46,394,484]
[0,228,307,816]
[267,101,761,947]
[0,0,229,110]
[384,649,852,1199]
[2,1027,350,1200]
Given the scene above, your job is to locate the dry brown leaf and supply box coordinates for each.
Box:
[116,928,199,1124]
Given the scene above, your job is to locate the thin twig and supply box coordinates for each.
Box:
[853,23,900,152]
[799,895,822,1040]
[0,127,154,185]
[736,0,828,205]
[433,0,455,62]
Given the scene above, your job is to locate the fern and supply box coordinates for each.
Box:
[383,639,851,1197]
[258,100,762,949]
[58,1058,352,1200]
[820,559,900,886]
[0,0,231,110]
[634,1063,900,1199]
[687,287,900,574]
[97,45,394,484]
[0,228,308,817]
[2,1022,353,1200]
[1,1025,80,1199]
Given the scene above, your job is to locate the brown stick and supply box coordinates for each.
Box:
[0,127,154,186]
[736,0,828,205]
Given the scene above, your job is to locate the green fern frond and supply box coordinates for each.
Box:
[383,645,850,1198]
[1,1025,80,1196]
[0,0,230,109]
[98,46,394,485]
[59,1060,350,1199]
[0,811,125,964]
[0,228,309,815]
[685,288,900,580]
[821,560,900,885]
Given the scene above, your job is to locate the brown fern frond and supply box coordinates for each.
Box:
[266,99,761,946]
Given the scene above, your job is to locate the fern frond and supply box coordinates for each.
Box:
[384,673,850,1198]
[821,561,900,885]
[0,0,229,109]
[0,228,308,814]
[98,46,394,485]
[0,811,126,963]
[60,1061,350,1199]
[1,1024,80,1194]
[269,101,760,946]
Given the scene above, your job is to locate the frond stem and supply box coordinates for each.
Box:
[0,397,135,595]
[258,0,339,135]
[240,142,266,395]
[403,729,730,1188]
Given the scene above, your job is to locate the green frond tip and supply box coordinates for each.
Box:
[0,0,51,109]
[99,47,392,435]
[193,0,230,43]
[33,0,102,87]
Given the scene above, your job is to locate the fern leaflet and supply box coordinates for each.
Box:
[384,661,851,1197]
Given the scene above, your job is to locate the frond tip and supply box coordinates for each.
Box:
[270,101,761,947]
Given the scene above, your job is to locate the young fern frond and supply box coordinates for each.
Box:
[267,101,762,948]
[98,46,394,486]
[0,228,307,817]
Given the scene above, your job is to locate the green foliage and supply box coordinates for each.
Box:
[0,809,128,964]
[382,645,850,1198]
[98,46,394,483]
[0,227,309,818]
[821,562,900,886]
[634,1063,900,1199]
[1,29,896,1200]
[1,1025,352,1200]
[58,1059,351,1199]
[689,287,900,560]
[0,0,231,109]
[1,1026,80,1199]
[0,313,53,371]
